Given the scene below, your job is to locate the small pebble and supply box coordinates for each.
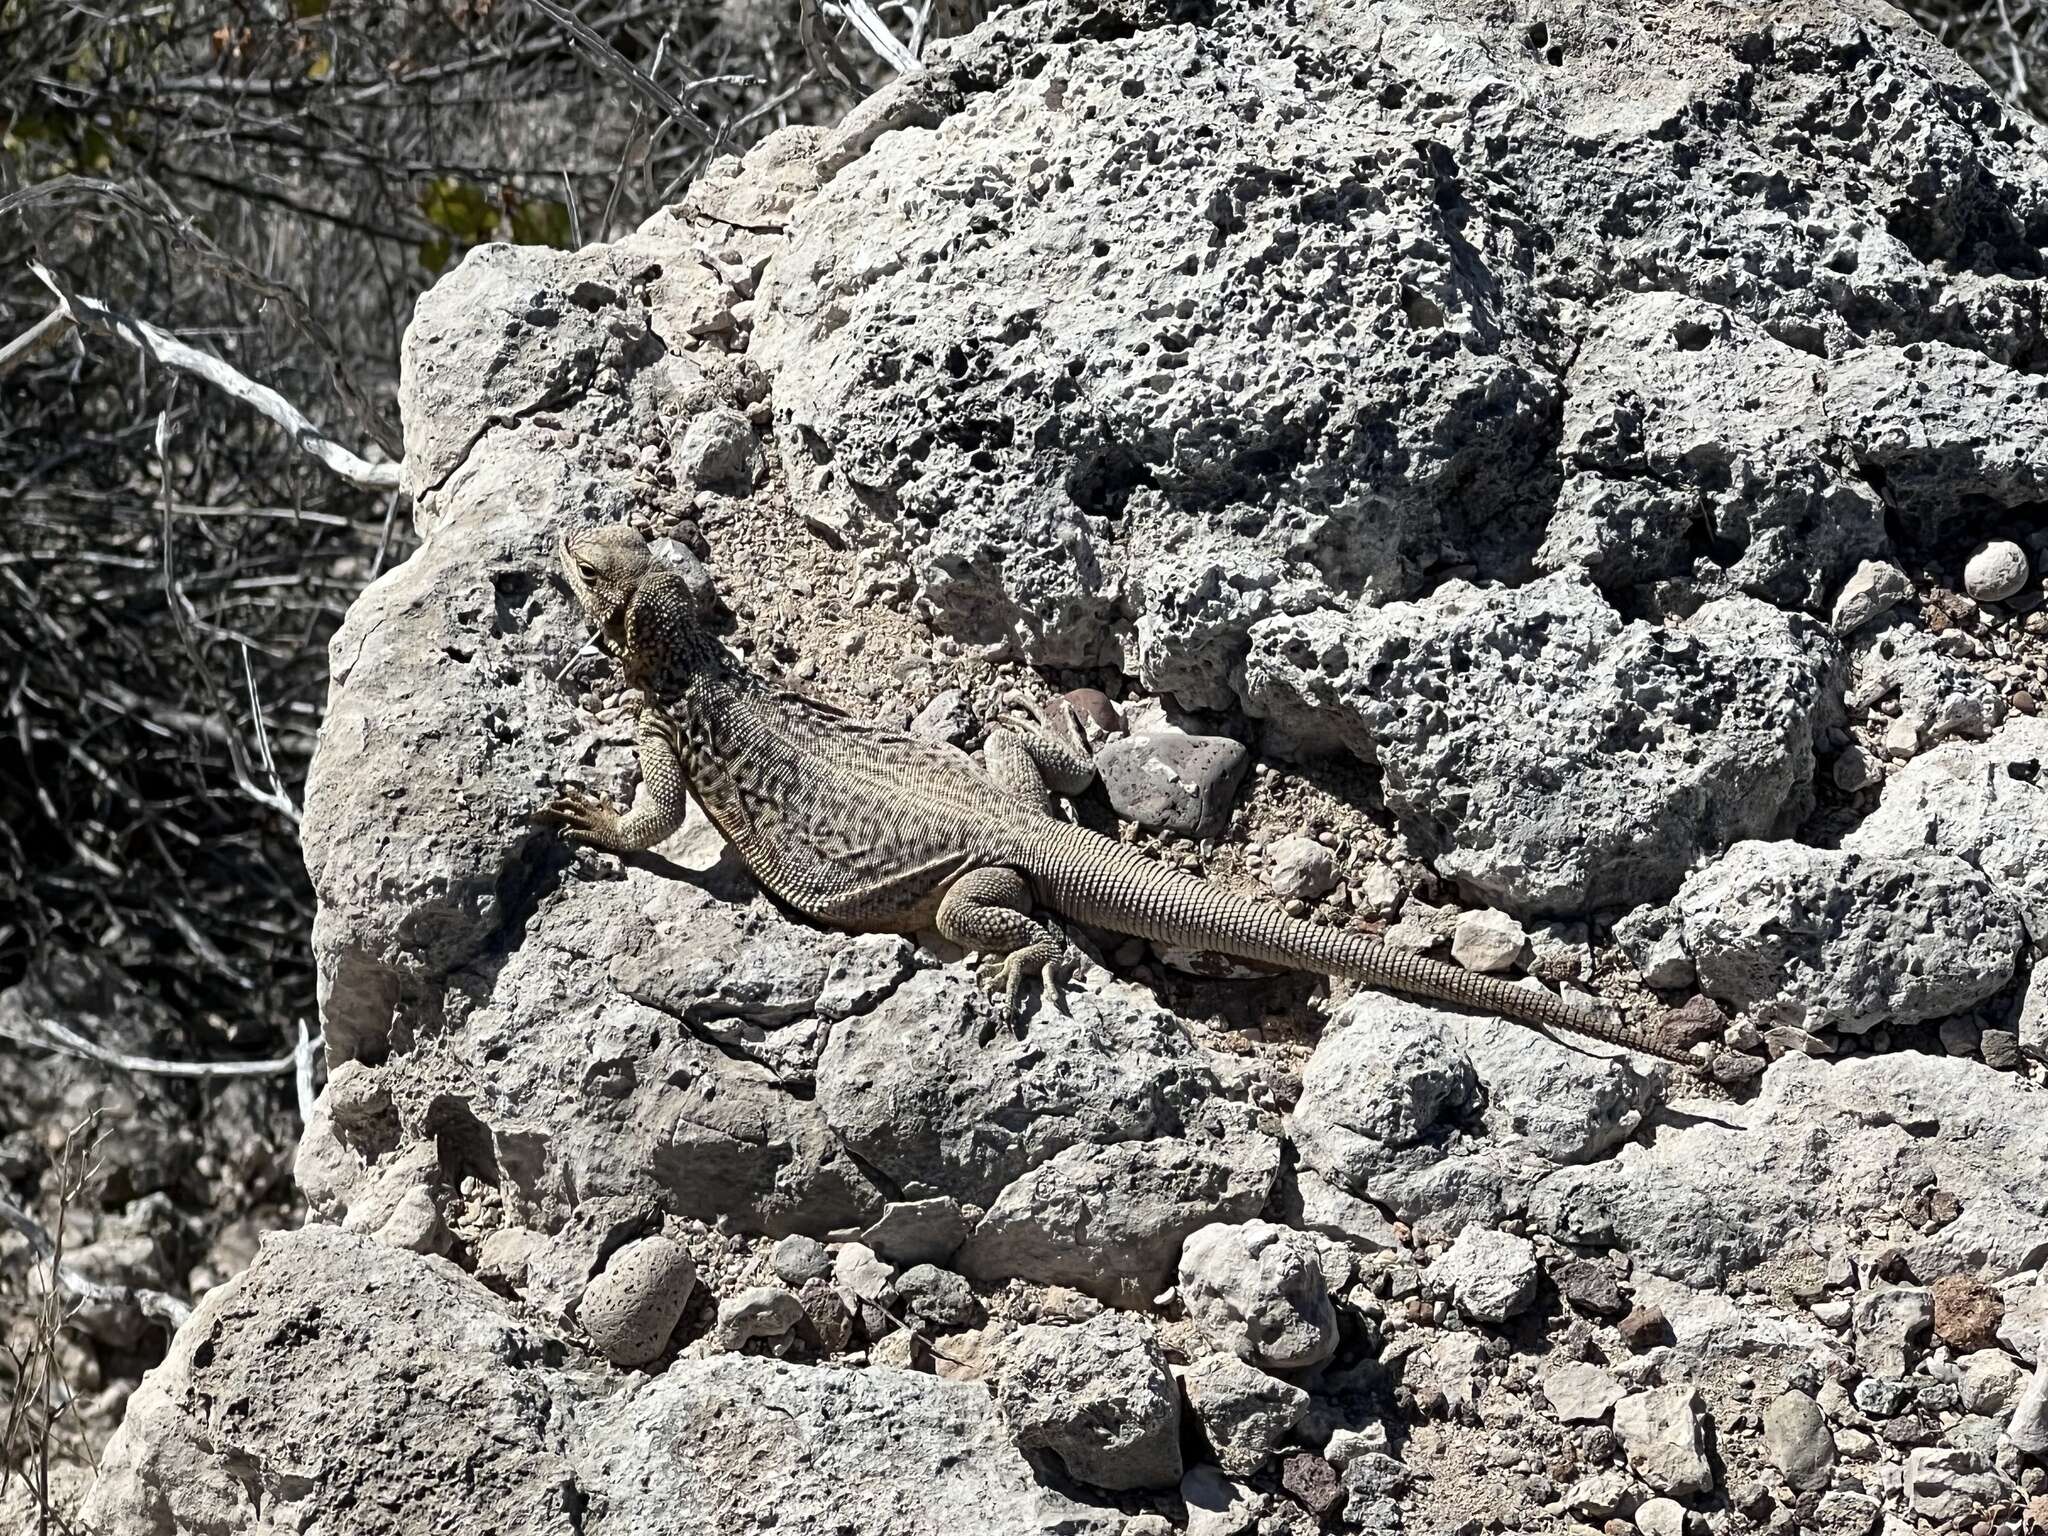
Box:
[1451,908,1529,973]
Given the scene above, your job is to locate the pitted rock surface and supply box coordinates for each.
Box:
[84,1,2048,1531]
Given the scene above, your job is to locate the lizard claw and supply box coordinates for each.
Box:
[536,785,623,848]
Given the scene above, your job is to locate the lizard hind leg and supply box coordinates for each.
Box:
[985,694,1095,814]
[936,866,1070,1027]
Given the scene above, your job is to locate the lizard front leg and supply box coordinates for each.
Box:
[539,706,690,853]
[936,866,1071,1025]
[984,694,1095,817]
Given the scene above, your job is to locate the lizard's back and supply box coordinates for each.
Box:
[671,680,1045,930]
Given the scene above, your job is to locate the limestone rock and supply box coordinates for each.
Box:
[1178,1220,1338,1370]
[1670,841,2023,1034]
[995,1313,1182,1492]
[580,1235,697,1368]
[1428,1227,1539,1324]
[1612,1386,1713,1497]
[1180,1354,1309,1476]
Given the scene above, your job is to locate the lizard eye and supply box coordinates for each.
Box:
[574,560,597,580]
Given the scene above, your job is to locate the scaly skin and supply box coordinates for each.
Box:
[540,524,1716,1075]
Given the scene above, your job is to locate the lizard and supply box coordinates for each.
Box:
[539,523,1720,1078]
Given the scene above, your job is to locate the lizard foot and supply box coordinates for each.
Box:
[974,938,1073,1036]
[535,785,625,849]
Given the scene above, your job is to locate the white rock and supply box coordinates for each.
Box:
[1451,908,1529,973]
[1634,1496,1686,1536]
[1541,1361,1624,1423]
[1957,1349,2028,1415]
[2009,1357,2048,1456]
[1963,540,2029,602]
[1612,1386,1713,1496]
[1831,559,1913,633]
[1263,835,1340,901]
[1180,1464,1256,1536]
[1427,1226,1539,1323]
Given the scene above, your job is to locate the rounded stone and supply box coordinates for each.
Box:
[579,1235,698,1367]
[771,1233,832,1287]
[1963,541,2029,603]
[1264,836,1340,901]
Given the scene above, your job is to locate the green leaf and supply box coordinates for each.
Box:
[419,237,452,275]
[506,195,572,250]
[419,177,498,243]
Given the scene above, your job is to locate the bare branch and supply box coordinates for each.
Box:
[0,1197,194,1333]
[1,1013,318,1080]
[27,260,402,492]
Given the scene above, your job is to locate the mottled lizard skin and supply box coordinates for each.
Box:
[540,525,1709,1073]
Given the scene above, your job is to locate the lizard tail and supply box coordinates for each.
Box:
[1050,850,1696,1068]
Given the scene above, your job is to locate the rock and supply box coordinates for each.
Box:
[1613,904,1695,990]
[1762,1390,1836,1491]
[1812,1491,1881,1536]
[895,1265,982,1331]
[84,1228,1121,1536]
[1060,689,1122,736]
[1541,1361,1625,1423]
[475,1227,541,1290]
[1428,1226,1539,1323]
[818,979,1229,1210]
[995,1313,1182,1492]
[1292,995,1658,1244]
[2010,1359,2048,1456]
[1881,713,1925,759]
[1451,909,1529,974]
[1613,1386,1713,1497]
[1180,1353,1309,1476]
[1964,540,2030,603]
[711,1286,804,1352]
[1903,1446,2009,1521]
[1528,1052,2048,1289]
[676,406,755,487]
[1670,841,2023,1035]
[796,1277,853,1354]
[1981,1028,2021,1070]
[1932,1273,2005,1352]
[1844,718,2048,945]
[1551,1256,1628,1318]
[1566,1470,1640,1520]
[1094,732,1250,836]
[1958,1349,2029,1415]
[1286,1169,1402,1252]
[2024,967,2048,1062]
[1177,1219,1337,1370]
[580,1235,698,1368]
[1831,560,1913,634]
[1832,744,1881,793]
[1852,1375,1912,1418]
[1180,1464,1256,1536]
[909,689,977,746]
[1633,1497,1686,1536]
[1278,1452,1343,1519]
[374,1186,446,1255]
[1852,1287,1934,1379]
[1263,836,1340,901]
[957,1102,1279,1307]
[1243,575,1833,916]
[771,1233,832,1288]
[862,1198,970,1268]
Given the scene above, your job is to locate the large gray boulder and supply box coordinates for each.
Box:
[85,1229,1119,1536]
[1240,575,1836,916]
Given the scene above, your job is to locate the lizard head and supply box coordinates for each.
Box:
[558,524,654,654]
